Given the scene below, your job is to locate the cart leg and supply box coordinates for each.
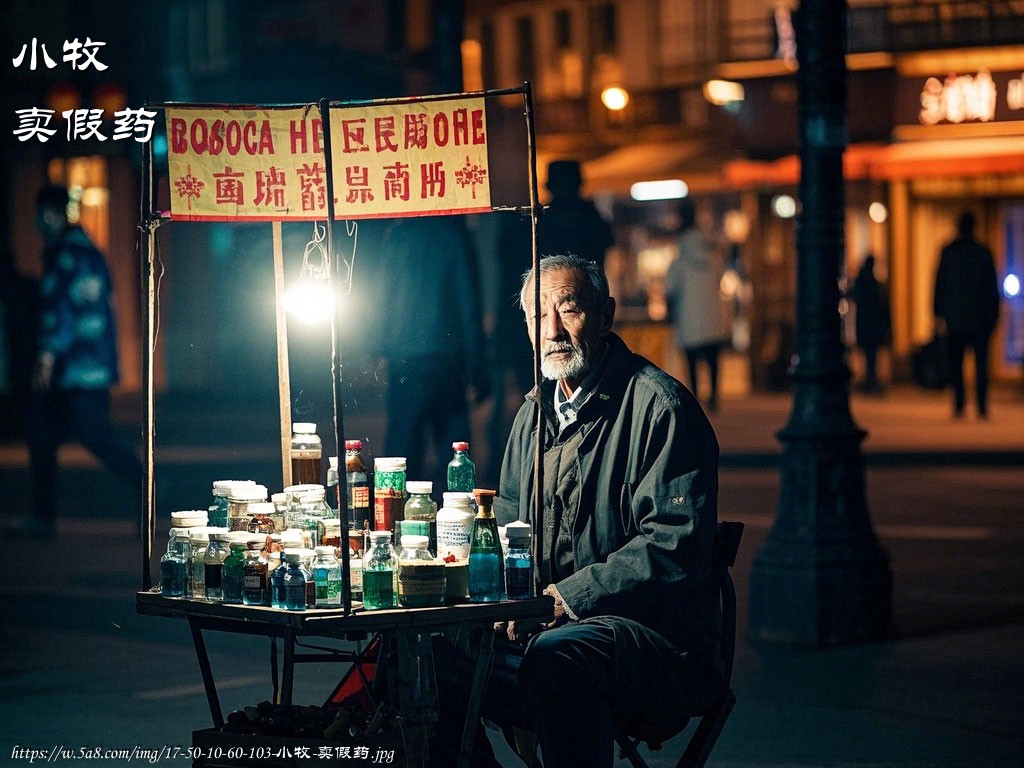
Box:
[458,630,496,768]
[188,617,223,728]
[280,629,295,705]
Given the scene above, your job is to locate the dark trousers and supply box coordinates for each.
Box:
[684,343,722,410]
[27,388,143,523]
[431,618,722,768]
[946,330,992,415]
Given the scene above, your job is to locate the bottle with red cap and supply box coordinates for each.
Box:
[446,441,476,493]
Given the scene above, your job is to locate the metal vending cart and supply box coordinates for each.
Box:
[135,86,553,768]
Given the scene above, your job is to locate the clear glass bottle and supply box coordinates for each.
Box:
[398,534,445,608]
[242,547,271,606]
[404,481,438,555]
[270,492,288,534]
[504,522,533,600]
[362,531,398,610]
[436,492,475,561]
[290,422,322,486]
[344,440,371,553]
[246,501,277,534]
[312,546,343,608]
[373,457,406,536]
[282,550,310,611]
[209,480,255,528]
[468,489,504,602]
[160,528,190,597]
[446,442,476,493]
[227,484,268,532]
[220,537,248,604]
[203,532,232,602]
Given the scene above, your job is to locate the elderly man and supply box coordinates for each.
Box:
[431,253,724,768]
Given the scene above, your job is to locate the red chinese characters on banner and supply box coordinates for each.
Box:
[329,97,491,218]
[165,96,491,221]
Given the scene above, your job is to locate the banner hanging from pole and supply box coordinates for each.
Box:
[165,96,495,221]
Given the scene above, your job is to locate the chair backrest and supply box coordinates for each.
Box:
[714,521,744,684]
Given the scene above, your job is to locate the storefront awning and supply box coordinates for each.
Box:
[725,136,1024,188]
[579,140,730,197]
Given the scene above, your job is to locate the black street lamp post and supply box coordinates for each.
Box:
[747,0,893,646]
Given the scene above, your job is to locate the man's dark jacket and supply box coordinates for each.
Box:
[933,235,999,336]
[495,333,722,666]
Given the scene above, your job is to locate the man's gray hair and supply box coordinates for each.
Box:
[519,253,610,311]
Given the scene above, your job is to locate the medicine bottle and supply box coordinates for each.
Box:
[436,492,475,561]
[209,480,255,528]
[220,535,250,604]
[227,484,268,532]
[344,440,371,551]
[290,423,322,486]
[246,501,277,534]
[446,442,476,493]
[468,489,504,602]
[403,481,438,555]
[203,531,232,602]
[270,550,289,608]
[373,457,406,535]
[313,546,343,607]
[398,535,445,608]
[160,528,190,597]
[362,531,398,610]
[504,522,533,600]
[242,546,271,606]
[282,550,310,611]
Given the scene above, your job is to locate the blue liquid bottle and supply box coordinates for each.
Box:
[282,550,309,611]
[468,489,504,602]
[504,522,533,600]
[160,528,190,597]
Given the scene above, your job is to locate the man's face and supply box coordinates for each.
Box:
[524,266,613,390]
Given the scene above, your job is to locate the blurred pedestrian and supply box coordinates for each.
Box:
[377,215,489,493]
[537,160,614,271]
[851,253,889,394]
[665,198,730,412]
[0,246,40,438]
[933,211,1000,418]
[4,184,142,539]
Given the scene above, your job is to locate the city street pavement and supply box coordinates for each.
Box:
[0,382,1022,767]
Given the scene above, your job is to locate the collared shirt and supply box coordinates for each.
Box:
[553,343,610,433]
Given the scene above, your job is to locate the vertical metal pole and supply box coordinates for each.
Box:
[319,99,352,614]
[272,221,293,488]
[523,82,544,597]
[141,131,156,591]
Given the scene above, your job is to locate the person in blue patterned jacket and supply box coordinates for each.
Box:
[5,184,141,539]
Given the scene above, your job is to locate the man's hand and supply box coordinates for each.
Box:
[32,353,54,391]
[494,584,571,642]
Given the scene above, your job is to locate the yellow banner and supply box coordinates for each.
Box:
[329,96,491,218]
[165,96,493,221]
[166,106,327,221]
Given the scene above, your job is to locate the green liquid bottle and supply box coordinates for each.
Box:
[447,442,476,493]
[362,531,398,610]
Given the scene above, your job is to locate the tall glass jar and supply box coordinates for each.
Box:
[362,531,398,610]
[404,481,438,555]
[290,423,322,485]
[160,527,190,597]
[344,440,371,551]
[373,458,406,536]
[312,546,343,608]
[203,532,232,602]
[398,534,445,608]
[242,547,271,606]
[228,484,268,532]
[220,535,250,604]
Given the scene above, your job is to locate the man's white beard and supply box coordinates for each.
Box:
[541,341,588,382]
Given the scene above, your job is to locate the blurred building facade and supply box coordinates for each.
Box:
[463,0,1024,391]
